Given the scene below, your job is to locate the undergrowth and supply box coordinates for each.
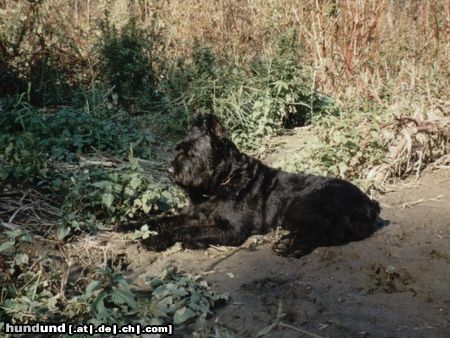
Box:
[60,163,186,239]
[159,39,339,150]
[0,236,227,333]
[273,113,389,191]
[98,16,157,109]
[0,95,154,183]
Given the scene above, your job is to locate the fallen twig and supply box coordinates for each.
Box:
[402,194,445,208]
[209,245,228,252]
[0,219,19,230]
[279,322,325,338]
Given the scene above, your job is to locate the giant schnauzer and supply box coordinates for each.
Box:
[140,114,380,257]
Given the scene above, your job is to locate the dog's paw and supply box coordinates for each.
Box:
[272,237,312,258]
[272,236,294,255]
[141,235,173,251]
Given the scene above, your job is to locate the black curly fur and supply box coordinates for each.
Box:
[140,114,381,257]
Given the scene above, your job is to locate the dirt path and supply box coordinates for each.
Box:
[111,166,449,338]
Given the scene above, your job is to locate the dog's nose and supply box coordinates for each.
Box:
[166,167,175,176]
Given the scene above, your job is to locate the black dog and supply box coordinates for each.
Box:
[141,114,380,257]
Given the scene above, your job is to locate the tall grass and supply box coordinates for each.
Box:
[2,1,449,104]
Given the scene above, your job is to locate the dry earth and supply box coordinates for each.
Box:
[117,167,449,338]
[36,130,449,338]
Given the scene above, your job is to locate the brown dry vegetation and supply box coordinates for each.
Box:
[2,0,450,99]
[1,0,449,183]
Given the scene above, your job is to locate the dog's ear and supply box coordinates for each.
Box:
[200,114,228,139]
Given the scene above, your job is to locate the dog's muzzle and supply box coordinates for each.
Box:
[166,166,175,177]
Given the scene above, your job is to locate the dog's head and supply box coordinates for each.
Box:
[167,114,235,197]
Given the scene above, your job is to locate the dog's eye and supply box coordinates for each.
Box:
[175,142,189,152]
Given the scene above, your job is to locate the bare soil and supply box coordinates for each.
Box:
[95,164,448,338]
[42,128,447,338]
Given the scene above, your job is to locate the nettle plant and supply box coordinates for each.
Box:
[60,165,187,239]
[0,229,33,271]
[144,266,230,325]
[79,268,139,326]
[272,112,389,191]
[64,265,230,329]
[0,230,61,325]
[0,97,154,183]
[159,35,339,151]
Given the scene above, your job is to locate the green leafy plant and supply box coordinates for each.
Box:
[0,229,33,270]
[132,224,158,240]
[158,36,339,150]
[80,268,138,326]
[144,265,230,325]
[0,230,62,325]
[0,97,51,181]
[0,97,154,183]
[99,16,156,108]
[60,165,187,238]
[272,112,389,191]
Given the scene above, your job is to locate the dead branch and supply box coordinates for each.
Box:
[279,322,325,338]
[0,219,19,230]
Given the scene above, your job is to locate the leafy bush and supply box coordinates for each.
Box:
[0,97,154,183]
[159,37,339,150]
[0,98,52,181]
[0,230,61,324]
[144,265,230,326]
[1,131,50,181]
[60,165,187,239]
[77,268,139,326]
[99,16,156,108]
[1,237,228,332]
[0,229,33,273]
[272,112,389,191]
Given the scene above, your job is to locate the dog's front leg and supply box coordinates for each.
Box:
[142,224,244,251]
[117,212,192,232]
[175,225,245,249]
[139,214,199,250]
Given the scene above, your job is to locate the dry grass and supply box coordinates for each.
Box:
[0,188,61,235]
[2,1,449,99]
[1,0,449,183]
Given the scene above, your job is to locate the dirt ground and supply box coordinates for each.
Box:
[57,128,449,338]
[65,145,441,338]
[114,167,448,338]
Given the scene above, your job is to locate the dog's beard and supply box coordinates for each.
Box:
[171,160,214,192]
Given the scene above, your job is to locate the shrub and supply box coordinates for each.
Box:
[159,37,339,150]
[98,16,156,108]
[60,165,187,239]
[144,265,230,325]
[0,96,154,183]
[0,97,52,181]
[272,111,389,191]
[0,229,60,324]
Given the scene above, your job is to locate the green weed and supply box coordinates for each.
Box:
[98,16,156,109]
[272,111,389,191]
[60,164,187,239]
[144,265,230,325]
[159,39,339,150]
[0,96,154,183]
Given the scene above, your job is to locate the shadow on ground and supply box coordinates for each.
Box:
[116,168,449,337]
